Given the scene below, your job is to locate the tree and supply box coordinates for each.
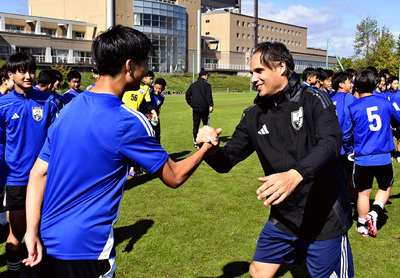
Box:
[370,26,397,75]
[354,17,380,65]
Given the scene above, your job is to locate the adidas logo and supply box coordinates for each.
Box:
[11,113,19,119]
[258,124,269,135]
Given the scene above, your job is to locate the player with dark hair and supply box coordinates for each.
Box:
[344,70,400,237]
[147,77,166,142]
[319,69,334,97]
[301,67,318,87]
[35,69,58,93]
[48,69,64,110]
[62,70,83,105]
[86,67,100,91]
[22,25,216,278]
[331,71,358,211]
[0,65,14,96]
[197,42,353,278]
[0,53,58,277]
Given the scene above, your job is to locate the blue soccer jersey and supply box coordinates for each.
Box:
[62,88,84,105]
[372,90,387,99]
[332,92,357,155]
[346,95,400,166]
[0,89,58,187]
[38,91,168,260]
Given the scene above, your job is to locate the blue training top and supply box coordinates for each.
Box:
[62,88,84,105]
[332,92,357,155]
[346,95,400,166]
[0,89,58,187]
[39,91,168,260]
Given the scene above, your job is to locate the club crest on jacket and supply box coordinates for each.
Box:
[32,107,43,121]
[291,107,303,130]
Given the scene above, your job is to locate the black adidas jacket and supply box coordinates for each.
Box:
[185,77,213,111]
[206,73,352,241]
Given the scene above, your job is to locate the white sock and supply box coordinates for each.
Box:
[373,200,384,210]
[358,217,366,225]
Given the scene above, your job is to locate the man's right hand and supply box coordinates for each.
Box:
[196,126,222,147]
[22,231,43,267]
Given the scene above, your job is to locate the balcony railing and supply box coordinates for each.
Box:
[203,63,249,71]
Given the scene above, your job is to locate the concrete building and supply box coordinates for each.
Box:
[0,12,95,64]
[201,10,336,74]
[0,0,336,74]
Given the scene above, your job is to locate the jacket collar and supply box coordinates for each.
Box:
[254,73,301,108]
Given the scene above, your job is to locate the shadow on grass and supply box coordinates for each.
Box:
[115,219,154,253]
[389,192,400,199]
[169,150,191,161]
[124,173,158,191]
[198,261,249,278]
[219,136,231,144]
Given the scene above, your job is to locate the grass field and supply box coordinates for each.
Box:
[0,92,400,277]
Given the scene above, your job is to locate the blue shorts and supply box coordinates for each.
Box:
[253,221,354,278]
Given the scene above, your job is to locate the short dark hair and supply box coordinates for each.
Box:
[37,69,57,86]
[144,70,154,78]
[355,70,378,94]
[50,69,63,82]
[388,76,399,84]
[252,42,295,79]
[6,52,37,73]
[332,71,353,92]
[0,65,9,86]
[92,25,154,77]
[302,67,318,82]
[154,77,166,89]
[67,70,81,82]
[345,68,357,77]
[319,69,334,81]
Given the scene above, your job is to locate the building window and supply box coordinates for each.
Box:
[242,21,245,26]
[205,32,210,35]
[280,28,282,33]
[266,26,269,31]
[242,33,245,38]
[236,46,239,51]
[252,35,254,40]
[261,36,264,41]
[299,32,302,37]
[242,47,245,52]
[237,33,239,38]
[247,34,250,39]
[284,29,286,34]
[299,42,301,46]
[247,22,250,27]
[205,20,210,23]
[262,25,265,30]
[237,20,240,26]
[247,47,250,53]
[295,31,298,36]
[275,27,278,32]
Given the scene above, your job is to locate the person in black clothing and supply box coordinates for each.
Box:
[185,69,213,148]
[196,42,353,278]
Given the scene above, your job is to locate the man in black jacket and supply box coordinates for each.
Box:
[197,42,354,278]
[186,69,213,148]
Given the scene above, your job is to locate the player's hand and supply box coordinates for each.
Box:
[196,126,222,147]
[256,169,303,205]
[22,231,43,267]
[209,106,213,113]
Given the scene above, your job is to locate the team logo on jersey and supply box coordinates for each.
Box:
[140,88,145,94]
[32,107,43,121]
[291,107,303,130]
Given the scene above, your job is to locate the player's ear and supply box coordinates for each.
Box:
[125,59,133,73]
